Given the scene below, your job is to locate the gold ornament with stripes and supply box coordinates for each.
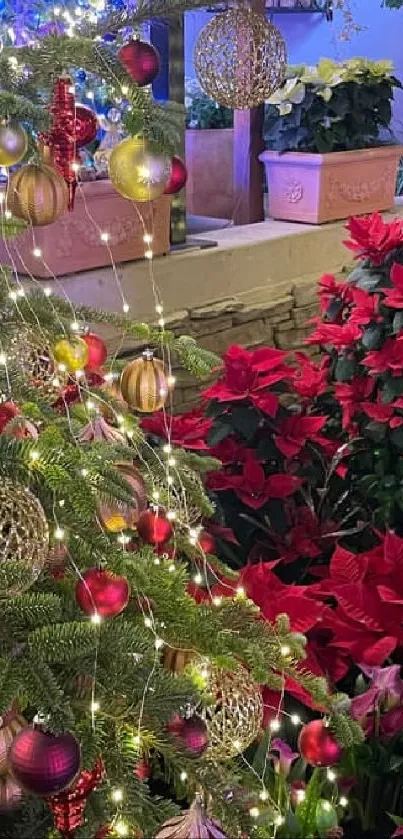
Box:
[0,706,27,776]
[120,351,168,413]
[7,161,68,227]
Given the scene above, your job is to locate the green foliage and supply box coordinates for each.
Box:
[185,85,233,130]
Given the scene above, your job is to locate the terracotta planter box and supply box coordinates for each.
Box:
[186,128,234,219]
[260,146,403,224]
[0,179,171,279]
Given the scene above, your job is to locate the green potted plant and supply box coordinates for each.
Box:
[259,58,403,223]
[185,81,234,218]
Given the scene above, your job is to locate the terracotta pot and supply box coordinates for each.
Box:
[260,146,403,224]
[185,128,234,219]
[0,180,171,278]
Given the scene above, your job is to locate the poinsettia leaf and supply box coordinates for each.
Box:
[381,376,403,403]
[231,404,260,441]
[361,324,383,350]
[390,426,403,450]
[327,298,344,322]
[335,356,357,382]
[364,421,387,443]
[206,422,233,447]
[350,267,385,291]
[392,311,403,335]
[388,813,403,827]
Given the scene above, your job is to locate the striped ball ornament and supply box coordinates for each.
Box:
[7,163,68,227]
[120,352,168,413]
[0,707,27,776]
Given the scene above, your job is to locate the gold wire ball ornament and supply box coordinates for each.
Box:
[120,351,168,413]
[194,6,287,109]
[203,664,263,761]
[108,136,171,202]
[7,326,60,394]
[0,479,49,597]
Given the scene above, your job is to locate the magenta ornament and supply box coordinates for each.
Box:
[9,727,80,796]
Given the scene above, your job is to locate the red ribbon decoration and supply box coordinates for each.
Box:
[46,757,105,838]
[42,76,77,211]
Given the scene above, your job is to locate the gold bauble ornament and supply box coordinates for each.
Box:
[53,337,89,373]
[0,707,27,776]
[120,351,168,413]
[0,479,49,597]
[98,462,147,532]
[108,136,171,202]
[7,162,68,226]
[194,7,287,109]
[0,123,28,168]
[0,774,23,811]
[203,664,263,761]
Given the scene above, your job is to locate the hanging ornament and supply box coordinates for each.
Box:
[315,799,338,836]
[53,337,89,373]
[46,544,68,579]
[46,757,104,836]
[7,161,68,226]
[164,156,187,196]
[168,714,208,758]
[7,326,60,394]
[42,76,77,211]
[101,376,128,423]
[120,351,168,413]
[0,774,23,810]
[197,531,216,555]
[79,416,126,447]
[298,720,342,767]
[163,648,193,675]
[98,463,147,533]
[137,509,173,547]
[108,136,171,202]
[0,401,20,433]
[82,332,107,372]
[155,794,227,839]
[74,104,98,149]
[118,39,160,86]
[75,567,130,618]
[134,757,150,781]
[0,122,28,167]
[0,479,49,598]
[5,415,39,440]
[0,706,27,775]
[194,7,286,109]
[203,664,263,762]
[9,727,80,796]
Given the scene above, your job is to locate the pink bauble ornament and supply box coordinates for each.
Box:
[137,509,173,546]
[164,156,187,195]
[82,332,107,372]
[118,40,160,86]
[0,401,20,433]
[75,568,130,618]
[9,727,80,796]
[74,104,98,148]
[298,720,342,767]
[168,714,208,758]
[134,757,150,780]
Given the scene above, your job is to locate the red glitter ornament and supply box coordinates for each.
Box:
[164,156,187,195]
[74,104,98,149]
[47,757,104,837]
[9,727,81,796]
[136,509,173,546]
[298,720,342,767]
[118,40,160,86]
[134,757,150,780]
[82,332,108,372]
[75,568,130,618]
[167,714,208,758]
[0,401,20,432]
[42,76,77,211]
[197,531,216,555]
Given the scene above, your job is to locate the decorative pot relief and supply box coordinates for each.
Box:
[325,166,394,208]
[284,179,303,203]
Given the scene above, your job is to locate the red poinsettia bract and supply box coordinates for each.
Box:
[344,213,403,265]
[207,455,302,509]
[203,344,291,416]
[141,409,212,450]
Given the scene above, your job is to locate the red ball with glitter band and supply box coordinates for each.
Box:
[46,757,104,835]
[9,727,81,795]
[75,568,130,618]
[164,156,187,195]
[118,40,160,86]
[0,401,20,433]
[137,509,173,546]
[298,720,343,767]
[74,104,98,148]
[82,332,108,372]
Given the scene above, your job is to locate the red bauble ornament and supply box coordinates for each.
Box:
[82,332,108,372]
[134,757,150,780]
[136,509,173,546]
[42,76,77,210]
[164,156,187,195]
[298,720,342,767]
[0,401,20,433]
[197,531,216,555]
[168,714,208,758]
[46,757,104,835]
[75,568,130,618]
[74,104,98,149]
[118,40,160,86]
[9,727,80,796]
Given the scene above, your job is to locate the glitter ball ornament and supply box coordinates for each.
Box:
[137,509,173,547]
[74,104,98,148]
[298,720,342,767]
[194,7,286,109]
[118,40,160,86]
[75,567,130,618]
[168,714,208,758]
[164,156,187,195]
[0,401,20,433]
[120,352,168,413]
[0,122,28,167]
[7,162,68,226]
[46,757,104,835]
[8,327,58,394]
[203,664,263,762]
[53,337,89,373]
[0,707,27,775]
[0,774,23,810]
[9,728,80,796]
[82,332,107,372]
[0,479,49,597]
[98,463,147,532]
[109,136,171,202]
[155,794,227,839]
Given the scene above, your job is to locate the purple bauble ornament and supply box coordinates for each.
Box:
[168,714,208,758]
[9,727,80,796]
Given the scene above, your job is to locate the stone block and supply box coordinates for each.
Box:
[236,281,293,305]
[274,326,311,351]
[190,298,243,319]
[233,295,293,325]
[292,277,319,307]
[199,320,272,355]
[292,302,319,327]
[190,315,234,337]
[274,318,294,333]
[153,309,190,331]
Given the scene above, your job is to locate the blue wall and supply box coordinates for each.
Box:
[184,0,403,137]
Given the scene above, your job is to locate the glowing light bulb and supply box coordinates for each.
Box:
[167,375,176,387]
[180,771,188,781]
[233,739,241,751]
[0,353,7,365]
[236,586,245,598]
[323,801,332,812]
[90,700,100,713]
[91,613,102,625]
[70,321,79,331]
[259,790,269,801]
[81,468,89,477]
[275,815,284,827]
[339,796,348,807]
[145,250,153,260]
[155,638,164,650]
[296,789,305,803]
[280,645,290,657]
[144,233,153,244]
[29,450,40,462]
[100,232,109,243]
[327,769,337,782]
[123,302,130,313]
[155,304,163,315]
[270,718,280,732]
[193,572,203,585]
[115,821,128,837]
[43,287,52,297]
[144,617,152,628]
[212,596,222,606]
[54,527,65,540]
[249,807,260,819]
[32,247,42,258]
[112,788,123,803]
